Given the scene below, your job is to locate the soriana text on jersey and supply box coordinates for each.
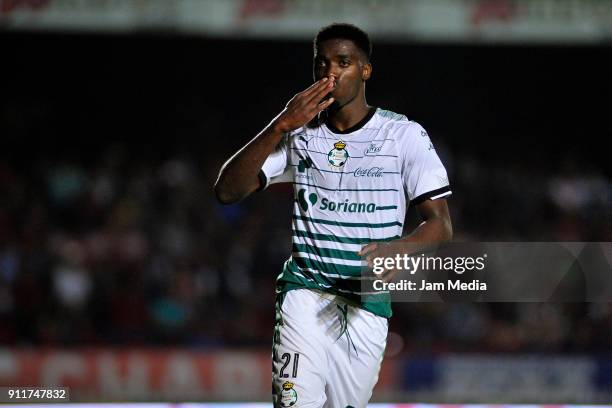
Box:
[320,197,376,213]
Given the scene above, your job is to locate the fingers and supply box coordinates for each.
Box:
[381,268,397,283]
[358,243,378,257]
[316,97,334,112]
[288,78,332,111]
[359,243,379,268]
[280,78,334,130]
[302,77,330,97]
[306,79,334,104]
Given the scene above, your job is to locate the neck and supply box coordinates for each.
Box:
[325,90,371,132]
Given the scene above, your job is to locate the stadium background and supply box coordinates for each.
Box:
[1,0,611,405]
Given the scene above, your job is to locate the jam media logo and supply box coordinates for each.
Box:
[353,166,384,178]
[298,188,318,211]
[364,142,383,156]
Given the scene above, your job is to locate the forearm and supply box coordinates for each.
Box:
[359,200,453,265]
[377,216,453,260]
[397,215,453,247]
[214,121,285,204]
[392,198,454,253]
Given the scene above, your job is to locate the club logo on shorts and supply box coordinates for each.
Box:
[280,381,298,407]
[328,140,349,168]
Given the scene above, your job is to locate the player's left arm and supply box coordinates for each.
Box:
[359,198,452,281]
[407,197,453,243]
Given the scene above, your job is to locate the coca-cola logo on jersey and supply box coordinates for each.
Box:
[353,167,384,178]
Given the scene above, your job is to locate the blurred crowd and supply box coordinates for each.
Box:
[0,141,610,353]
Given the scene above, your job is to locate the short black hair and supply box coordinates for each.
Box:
[314,23,372,61]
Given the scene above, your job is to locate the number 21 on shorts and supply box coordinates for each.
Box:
[279,352,300,378]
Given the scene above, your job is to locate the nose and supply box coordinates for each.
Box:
[323,63,339,79]
[327,73,338,86]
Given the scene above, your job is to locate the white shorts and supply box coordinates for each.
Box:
[272,289,388,408]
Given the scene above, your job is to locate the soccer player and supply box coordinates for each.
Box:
[215,23,452,408]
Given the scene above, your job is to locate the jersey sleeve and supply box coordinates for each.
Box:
[399,122,452,204]
[259,133,293,190]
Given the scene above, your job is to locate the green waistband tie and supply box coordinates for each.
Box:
[336,303,358,361]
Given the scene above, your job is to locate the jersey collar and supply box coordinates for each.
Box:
[325,107,377,135]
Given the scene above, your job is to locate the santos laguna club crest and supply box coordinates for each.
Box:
[280,381,298,407]
[328,140,349,169]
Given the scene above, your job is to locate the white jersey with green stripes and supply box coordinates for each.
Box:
[261,107,451,318]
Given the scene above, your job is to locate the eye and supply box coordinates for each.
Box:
[315,59,326,67]
[339,59,350,67]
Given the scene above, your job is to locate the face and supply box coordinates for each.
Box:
[313,39,371,109]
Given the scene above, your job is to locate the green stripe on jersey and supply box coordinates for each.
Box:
[292,243,361,262]
[292,229,400,245]
[292,255,362,277]
[276,258,393,318]
[375,205,398,210]
[294,215,402,228]
[294,181,399,192]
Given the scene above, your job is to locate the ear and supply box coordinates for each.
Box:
[362,62,372,81]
